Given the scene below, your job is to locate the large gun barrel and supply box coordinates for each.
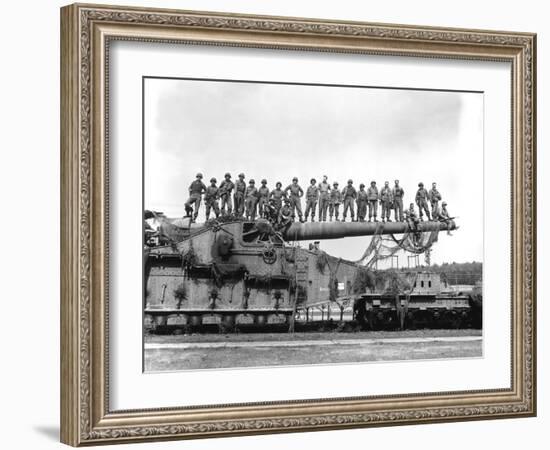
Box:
[282,220,456,241]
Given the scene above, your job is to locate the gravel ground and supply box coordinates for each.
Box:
[145,328,482,344]
[144,330,482,371]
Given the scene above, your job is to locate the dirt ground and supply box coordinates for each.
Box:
[144,329,483,371]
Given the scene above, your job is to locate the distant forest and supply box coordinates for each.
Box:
[391,261,483,286]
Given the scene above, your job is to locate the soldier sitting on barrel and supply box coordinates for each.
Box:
[438,201,454,235]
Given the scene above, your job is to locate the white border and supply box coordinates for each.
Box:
[109,41,511,410]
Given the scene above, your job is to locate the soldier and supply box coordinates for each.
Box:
[415,182,431,221]
[342,179,357,222]
[405,202,420,229]
[278,198,294,229]
[305,178,319,222]
[204,177,220,221]
[184,172,207,222]
[233,173,246,217]
[428,182,442,217]
[329,181,342,221]
[317,175,331,222]
[392,179,405,222]
[218,172,235,215]
[284,177,304,222]
[380,181,393,222]
[257,179,270,218]
[269,181,287,216]
[439,201,454,235]
[244,179,259,220]
[356,183,368,222]
[367,181,379,222]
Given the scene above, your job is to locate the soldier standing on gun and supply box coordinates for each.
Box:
[342,179,357,222]
[392,179,404,222]
[284,177,304,222]
[204,177,220,221]
[269,182,286,216]
[367,181,379,222]
[233,173,246,217]
[218,172,235,215]
[244,179,259,220]
[415,182,431,221]
[356,183,368,222]
[317,175,331,222]
[329,181,342,221]
[380,181,393,222]
[184,172,207,222]
[428,182,442,218]
[257,179,270,219]
[305,178,319,222]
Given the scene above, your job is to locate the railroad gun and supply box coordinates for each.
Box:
[144,213,460,332]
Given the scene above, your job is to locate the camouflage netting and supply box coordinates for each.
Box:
[353,223,440,268]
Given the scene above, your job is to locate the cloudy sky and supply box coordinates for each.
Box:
[144,77,483,265]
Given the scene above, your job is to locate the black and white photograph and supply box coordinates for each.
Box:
[143,77,483,372]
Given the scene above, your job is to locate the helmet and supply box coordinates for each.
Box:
[196,173,203,178]
[224,172,231,178]
[371,180,376,184]
[310,178,316,184]
[347,179,353,184]
[360,183,365,188]
[249,179,255,184]
[292,177,298,182]
[395,179,399,184]
[210,177,216,183]
[276,181,282,187]
[384,181,389,185]
[333,182,339,186]
[261,179,267,184]
[418,182,424,187]
[238,173,245,178]
[442,201,447,206]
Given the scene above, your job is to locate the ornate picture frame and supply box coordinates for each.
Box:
[60,3,536,446]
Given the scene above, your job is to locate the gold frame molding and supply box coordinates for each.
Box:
[60,3,536,446]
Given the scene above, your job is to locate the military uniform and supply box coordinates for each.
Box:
[428,186,442,217]
[380,185,393,222]
[356,188,368,222]
[405,204,419,228]
[439,203,454,234]
[245,184,259,220]
[233,177,246,217]
[257,184,270,218]
[392,185,405,222]
[269,186,287,215]
[317,180,331,222]
[184,178,207,220]
[305,184,319,222]
[278,202,294,229]
[342,184,357,221]
[204,185,220,220]
[415,185,431,220]
[219,178,235,215]
[366,185,379,221]
[284,182,304,221]
[329,186,342,221]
